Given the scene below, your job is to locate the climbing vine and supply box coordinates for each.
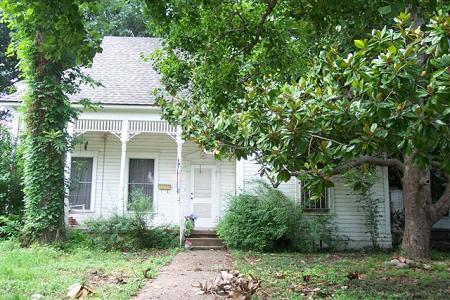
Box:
[345,166,382,249]
[1,0,101,244]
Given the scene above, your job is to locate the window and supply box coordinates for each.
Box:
[128,158,155,206]
[301,182,330,212]
[69,157,93,211]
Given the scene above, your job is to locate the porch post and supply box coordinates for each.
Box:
[118,120,129,214]
[175,125,184,246]
[64,122,75,225]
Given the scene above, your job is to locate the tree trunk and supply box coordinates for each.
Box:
[20,34,67,246]
[401,157,432,259]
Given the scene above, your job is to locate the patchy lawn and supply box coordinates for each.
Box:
[0,240,177,300]
[232,250,450,299]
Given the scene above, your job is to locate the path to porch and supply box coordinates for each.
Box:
[134,250,233,299]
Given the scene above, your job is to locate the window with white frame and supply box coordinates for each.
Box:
[128,158,154,207]
[301,182,331,212]
[69,157,94,211]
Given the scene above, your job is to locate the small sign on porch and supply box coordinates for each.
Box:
[158,184,172,191]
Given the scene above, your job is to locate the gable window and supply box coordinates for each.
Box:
[69,157,94,211]
[128,158,154,207]
[301,182,331,212]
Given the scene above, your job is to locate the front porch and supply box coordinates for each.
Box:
[66,117,236,234]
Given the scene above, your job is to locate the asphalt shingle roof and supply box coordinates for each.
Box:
[1,36,162,106]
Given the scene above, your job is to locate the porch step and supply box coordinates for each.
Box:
[187,229,226,250]
[190,230,218,239]
[191,245,226,250]
[188,237,224,247]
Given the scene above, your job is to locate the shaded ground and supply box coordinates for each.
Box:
[134,250,233,300]
[232,250,450,299]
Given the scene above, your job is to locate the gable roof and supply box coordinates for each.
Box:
[1,36,162,106]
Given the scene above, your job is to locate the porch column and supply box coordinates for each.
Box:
[175,126,184,246]
[64,122,75,225]
[118,120,129,214]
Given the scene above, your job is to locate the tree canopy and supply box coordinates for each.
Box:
[146,0,450,258]
[87,0,151,37]
[0,20,18,95]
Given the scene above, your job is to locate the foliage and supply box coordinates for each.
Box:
[293,215,346,252]
[144,226,179,249]
[0,124,24,216]
[85,191,152,250]
[1,0,101,244]
[184,219,194,238]
[0,20,19,95]
[150,3,450,258]
[146,0,436,108]
[86,0,152,37]
[232,249,450,299]
[85,191,178,250]
[0,215,21,240]
[0,239,176,299]
[217,182,301,251]
[345,167,383,249]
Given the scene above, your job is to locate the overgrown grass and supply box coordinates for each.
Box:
[0,240,177,300]
[232,250,450,299]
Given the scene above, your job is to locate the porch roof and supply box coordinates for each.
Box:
[1,36,162,106]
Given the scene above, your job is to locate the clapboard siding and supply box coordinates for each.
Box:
[69,132,236,226]
[240,158,392,249]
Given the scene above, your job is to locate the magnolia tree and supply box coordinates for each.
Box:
[150,5,450,259]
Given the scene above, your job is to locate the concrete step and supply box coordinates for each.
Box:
[190,230,218,238]
[191,245,226,250]
[189,237,224,247]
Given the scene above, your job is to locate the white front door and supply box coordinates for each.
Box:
[190,165,216,228]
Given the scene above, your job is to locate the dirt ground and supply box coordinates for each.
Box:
[133,250,233,299]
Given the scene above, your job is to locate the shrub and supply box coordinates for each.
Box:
[83,190,179,250]
[217,181,302,251]
[291,215,343,252]
[144,226,179,249]
[0,215,22,240]
[217,181,343,252]
[0,124,24,216]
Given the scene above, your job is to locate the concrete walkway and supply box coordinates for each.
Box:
[134,250,233,299]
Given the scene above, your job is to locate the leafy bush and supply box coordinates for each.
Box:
[144,226,179,249]
[83,190,178,250]
[0,215,22,240]
[0,124,24,216]
[292,215,344,252]
[217,182,302,251]
[217,181,343,252]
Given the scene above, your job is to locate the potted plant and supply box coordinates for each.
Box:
[184,213,197,249]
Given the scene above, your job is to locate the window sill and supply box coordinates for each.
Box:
[69,210,95,214]
[303,209,331,215]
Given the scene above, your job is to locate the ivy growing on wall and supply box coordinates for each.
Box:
[345,166,382,249]
[1,0,101,244]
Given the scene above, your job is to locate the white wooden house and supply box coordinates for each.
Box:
[1,37,392,249]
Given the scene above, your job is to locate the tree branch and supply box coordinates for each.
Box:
[242,0,278,53]
[332,155,404,175]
